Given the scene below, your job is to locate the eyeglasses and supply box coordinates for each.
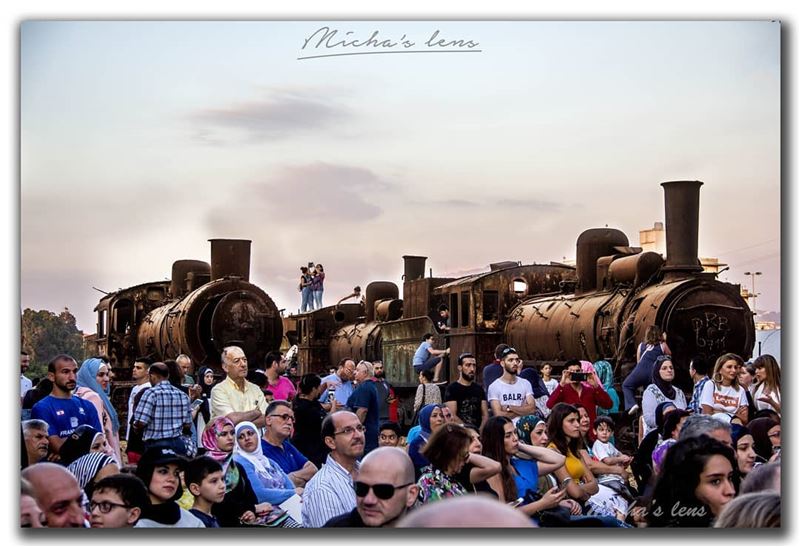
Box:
[269,413,295,422]
[353,481,413,500]
[90,501,131,514]
[333,424,366,436]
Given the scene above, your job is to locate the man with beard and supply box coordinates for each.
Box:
[371,361,398,423]
[444,353,489,429]
[22,419,50,468]
[31,354,102,456]
[324,447,419,527]
[486,347,536,425]
[302,411,365,527]
[319,358,356,411]
[264,351,297,402]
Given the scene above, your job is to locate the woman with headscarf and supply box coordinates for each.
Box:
[193,367,216,435]
[67,452,119,493]
[593,360,620,416]
[74,358,121,464]
[641,356,686,437]
[59,424,112,465]
[233,422,297,505]
[731,424,756,477]
[407,404,445,477]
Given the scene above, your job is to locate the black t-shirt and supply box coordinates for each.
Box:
[444,382,485,427]
[292,397,327,467]
[454,462,498,498]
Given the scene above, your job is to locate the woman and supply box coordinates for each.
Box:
[622,325,671,413]
[748,417,780,463]
[311,264,325,309]
[752,354,781,415]
[193,367,216,434]
[67,452,119,492]
[299,266,313,312]
[714,491,781,528]
[134,447,205,527]
[731,424,756,477]
[481,416,567,523]
[201,417,290,527]
[699,353,749,424]
[233,422,298,505]
[737,362,758,421]
[642,356,687,437]
[408,404,445,475]
[413,369,443,415]
[59,424,113,465]
[75,357,121,463]
[647,435,738,527]
[452,424,502,496]
[593,360,620,416]
[651,408,690,476]
[416,424,473,503]
[516,415,549,448]
[292,374,329,467]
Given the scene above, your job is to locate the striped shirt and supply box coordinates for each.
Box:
[132,382,191,441]
[301,454,359,528]
[688,376,710,414]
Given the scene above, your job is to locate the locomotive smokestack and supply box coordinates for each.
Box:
[661,180,704,276]
[209,239,251,282]
[402,255,427,281]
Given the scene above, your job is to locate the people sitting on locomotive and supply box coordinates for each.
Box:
[412,333,449,384]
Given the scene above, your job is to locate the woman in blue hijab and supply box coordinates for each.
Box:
[407,404,445,478]
[75,357,121,463]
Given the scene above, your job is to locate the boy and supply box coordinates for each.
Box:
[89,474,149,528]
[185,456,226,528]
[378,421,402,448]
[591,416,633,493]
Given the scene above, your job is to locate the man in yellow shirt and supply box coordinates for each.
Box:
[210,346,267,427]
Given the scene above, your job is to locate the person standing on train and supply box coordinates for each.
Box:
[622,325,671,415]
[299,266,313,313]
[311,264,325,310]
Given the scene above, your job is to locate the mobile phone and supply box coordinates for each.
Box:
[190,399,203,410]
[507,497,524,507]
[570,372,588,382]
[556,477,572,492]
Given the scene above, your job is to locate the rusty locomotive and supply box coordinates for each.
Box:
[286,180,755,400]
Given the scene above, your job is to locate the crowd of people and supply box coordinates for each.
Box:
[19,327,781,529]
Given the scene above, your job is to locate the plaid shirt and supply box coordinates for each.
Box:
[132,382,191,441]
[688,376,710,414]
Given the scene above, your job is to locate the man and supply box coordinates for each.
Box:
[131,362,192,455]
[486,347,537,424]
[436,305,451,333]
[261,400,318,487]
[412,333,449,383]
[264,351,297,401]
[319,358,356,410]
[22,463,87,527]
[482,343,509,394]
[347,361,381,454]
[397,496,535,528]
[301,410,365,528]
[210,345,268,427]
[324,447,419,527]
[89,474,149,528]
[176,354,195,385]
[546,359,612,436]
[126,358,152,442]
[371,360,398,423]
[22,419,50,468]
[31,354,102,456]
[678,414,733,448]
[687,355,711,414]
[444,352,489,429]
[21,351,33,403]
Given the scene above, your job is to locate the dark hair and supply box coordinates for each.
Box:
[298,374,322,395]
[92,474,150,511]
[648,436,739,527]
[546,403,583,456]
[379,421,401,436]
[563,358,581,369]
[47,354,76,373]
[134,356,154,366]
[645,325,663,345]
[163,359,183,388]
[438,304,449,313]
[184,456,223,491]
[264,351,282,370]
[661,409,691,439]
[457,353,475,367]
[420,423,471,473]
[135,454,185,503]
[246,370,268,389]
[422,333,434,342]
[321,412,338,442]
[493,344,510,360]
[263,389,273,397]
[690,355,710,376]
[593,416,615,431]
[419,368,434,382]
[266,400,291,416]
[481,416,517,501]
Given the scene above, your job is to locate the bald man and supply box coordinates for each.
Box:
[397,495,535,528]
[22,463,87,528]
[324,447,419,527]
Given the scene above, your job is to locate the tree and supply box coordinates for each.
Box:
[21,307,87,381]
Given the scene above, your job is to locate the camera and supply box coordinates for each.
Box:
[570,372,588,382]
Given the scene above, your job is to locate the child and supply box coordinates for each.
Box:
[378,421,401,448]
[89,474,149,528]
[591,416,633,495]
[134,447,205,527]
[541,363,559,394]
[185,456,226,528]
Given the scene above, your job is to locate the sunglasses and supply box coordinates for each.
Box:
[353,481,413,500]
[500,347,518,358]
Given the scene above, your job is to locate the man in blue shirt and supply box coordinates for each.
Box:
[261,400,318,487]
[347,361,381,454]
[319,358,356,410]
[412,333,449,383]
[31,354,102,457]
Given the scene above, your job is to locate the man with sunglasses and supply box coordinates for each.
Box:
[89,474,149,528]
[324,447,419,527]
[302,410,365,527]
[261,400,319,487]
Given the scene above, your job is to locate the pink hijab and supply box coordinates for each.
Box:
[580,360,603,389]
[201,416,236,467]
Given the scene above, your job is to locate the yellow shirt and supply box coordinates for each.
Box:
[209,376,268,421]
[547,442,585,481]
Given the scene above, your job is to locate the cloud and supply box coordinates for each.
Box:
[187,88,354,144]
[413,197,564,212]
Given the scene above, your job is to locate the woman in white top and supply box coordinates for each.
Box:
[642,356,687,437]
[699,353,749,424]
[752,354,781,415]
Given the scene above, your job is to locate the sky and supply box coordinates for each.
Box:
[19,20,780,333]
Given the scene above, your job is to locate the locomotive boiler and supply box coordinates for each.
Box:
[504,180,756,390]
[93,239,282,377]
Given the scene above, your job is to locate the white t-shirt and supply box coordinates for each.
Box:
[752,383,781,412]
[21,375,33,400]
[487,376,534,424]
[699,381,747,416]
[544,378,559,394]
[127,382,151,440]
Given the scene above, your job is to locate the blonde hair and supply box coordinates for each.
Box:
[712,352,744,389]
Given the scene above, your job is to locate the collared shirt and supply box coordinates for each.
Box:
[318,373,353,406]
[301,454,359,528]
[688,376,710,414]
[127,382,151,440]
[132,382,191,441]
[261,437,309,474]
[268,376,297,402]
[210,376,268,421]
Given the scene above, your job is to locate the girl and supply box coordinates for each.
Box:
[752,354,781,415]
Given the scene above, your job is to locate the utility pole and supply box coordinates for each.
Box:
[743,271,762,317]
